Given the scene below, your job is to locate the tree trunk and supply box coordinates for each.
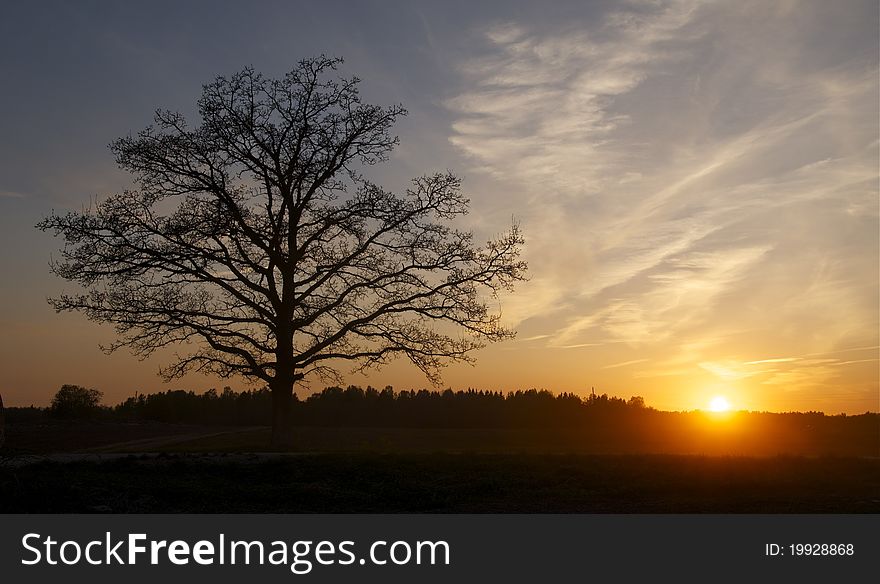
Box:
[270,381,294,450]
[0,393,5,451]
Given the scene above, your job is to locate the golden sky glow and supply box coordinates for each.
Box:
[0,1,877,413]
[708,396,731,413]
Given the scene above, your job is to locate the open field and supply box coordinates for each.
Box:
[3,419,877,513]
[2,452,878,513]
[4,414,878,457]
[2,421,251,454]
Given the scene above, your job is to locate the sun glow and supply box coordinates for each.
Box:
[708,395,731,412]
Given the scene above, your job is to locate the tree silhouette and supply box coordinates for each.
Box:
[49,385,104,419]
[0,392,5,450]
[38,57,527,447]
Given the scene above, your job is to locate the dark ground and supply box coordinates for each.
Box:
[2,452,879,513]
[2,420,878,513]
[5,417,879,457]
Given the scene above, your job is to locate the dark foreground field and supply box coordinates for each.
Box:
[2,452,879,513]
[2,419,878,513]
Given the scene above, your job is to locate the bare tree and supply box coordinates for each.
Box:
[38,57,527,447]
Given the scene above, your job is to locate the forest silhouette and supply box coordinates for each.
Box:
[3,384,878,513]
[5,385,877,458]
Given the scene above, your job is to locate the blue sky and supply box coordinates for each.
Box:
[1,0,877,412]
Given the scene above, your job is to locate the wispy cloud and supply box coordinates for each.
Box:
[745,358,799,365]
[602,358,649,370]
[698,350,879,396]
[447,0,878,408]
[552,343,603,350]
[517,334,551,342]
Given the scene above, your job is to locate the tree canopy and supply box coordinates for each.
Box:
[49,385,104,419]
[38,57,527,446]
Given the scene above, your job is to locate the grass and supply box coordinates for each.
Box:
[2,452,878,513]
[7,420,878,456]
[2,420,877,513]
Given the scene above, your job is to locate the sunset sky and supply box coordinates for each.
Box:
[1,0,877,413]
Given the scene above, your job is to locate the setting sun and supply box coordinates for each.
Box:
[708,396,731,412]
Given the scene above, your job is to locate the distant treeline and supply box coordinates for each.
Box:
[9,385,650,427]
[5,385,878,456]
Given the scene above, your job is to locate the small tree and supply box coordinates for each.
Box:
[627,396,646,409]
[49,385,104,419]
[38,57,526,447]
